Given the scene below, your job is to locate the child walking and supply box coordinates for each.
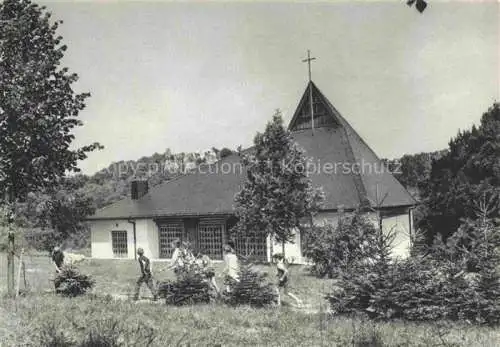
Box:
[222,245,239,293]
[134,248,158,301]
[273,253,302,307]
[195,251,220,295]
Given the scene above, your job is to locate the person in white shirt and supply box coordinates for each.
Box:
[169,239,184,274]
[182,241,195,263]
[222,244,239,293]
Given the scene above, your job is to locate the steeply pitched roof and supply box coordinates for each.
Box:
[289,82,417,209]
[89,82,415,220]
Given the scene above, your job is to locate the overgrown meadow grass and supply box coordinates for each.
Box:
[1,252,499,346]
[1,294,499,346]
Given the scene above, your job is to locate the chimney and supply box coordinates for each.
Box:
[131,180,148,200]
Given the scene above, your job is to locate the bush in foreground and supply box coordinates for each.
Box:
[157,260,213,305]
[224,259,277,308]
[302,212,378,278]
[54,266,94,297]
[328,200,500,325]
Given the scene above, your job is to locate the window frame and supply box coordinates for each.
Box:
[111,230,128,258]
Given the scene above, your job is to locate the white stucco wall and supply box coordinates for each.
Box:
[90,220,134,259]
[90,219,158,259]
[290,210,412,263]
[90,209,412,262]
[135,219,159,259]
[269,230,302,263]
[381,214,411,259]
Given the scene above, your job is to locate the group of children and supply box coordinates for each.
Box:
[52,240,302,307]
[158,240,302,307]
[168,240,236,295]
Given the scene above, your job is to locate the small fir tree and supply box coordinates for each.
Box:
[224,257,278,307]
[302,211,379,278]
[54,265,94,297]
[158,254,214,305]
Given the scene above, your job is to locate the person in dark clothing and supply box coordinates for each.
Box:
[51,246,65,273]
[134,248,158,301]
[51,246,65,292]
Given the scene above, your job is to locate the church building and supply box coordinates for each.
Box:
[87,81,416,263]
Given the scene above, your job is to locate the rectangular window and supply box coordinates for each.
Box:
[198,221,224,260]
[159,221,184,258]
[111,230,128,258]
[233,234,267,261]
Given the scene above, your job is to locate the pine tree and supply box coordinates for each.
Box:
[158,253,213,305]
[234,110,324,256]
[302,211,379,278]
[328,212,399,319]
[54,266,95,297]
[442,193,500,324]
[224,258,278,307]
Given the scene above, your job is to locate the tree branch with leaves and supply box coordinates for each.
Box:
[0,0,102,295]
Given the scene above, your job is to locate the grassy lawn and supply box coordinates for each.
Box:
[0,252,332,308]
[0,252,499,346]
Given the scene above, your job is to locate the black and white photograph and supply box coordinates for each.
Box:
[0,0,499,346]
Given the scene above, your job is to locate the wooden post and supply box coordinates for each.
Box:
[23,259,27,290]
[15,248,24,298]
[7,232,15,296]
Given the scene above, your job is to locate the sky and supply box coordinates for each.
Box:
[41,0,499,175]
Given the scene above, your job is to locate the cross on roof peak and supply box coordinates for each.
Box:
[302,50,316,82]
[302,50,317,133]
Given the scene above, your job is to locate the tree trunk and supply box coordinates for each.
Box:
[15,249,24,297]
[269,235,273,263]
[7,232,15,296]
[281,241,285,258]
[5,188,15,297]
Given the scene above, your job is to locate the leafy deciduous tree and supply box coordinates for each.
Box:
[419,103,500,243]
[0,0,101,294]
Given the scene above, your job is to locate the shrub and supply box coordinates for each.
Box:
[224,259,278,308]
[158,260,213,305]
[328,215,397,319]
[54,266,95,297]
[302,212,378,278]
[329,199,500,325]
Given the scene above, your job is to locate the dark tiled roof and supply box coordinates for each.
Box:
[89,82,416,220]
